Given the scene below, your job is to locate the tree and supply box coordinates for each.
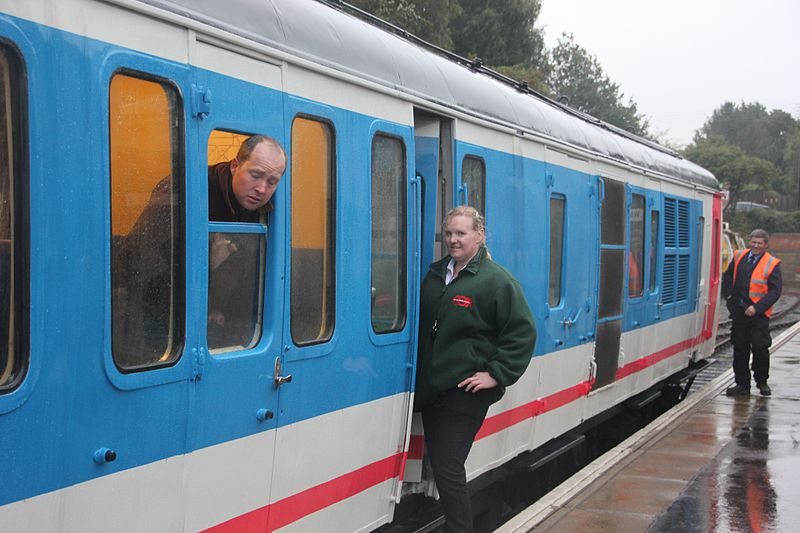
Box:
[451,0,546,69]
[694,102,800,199]
[345,3,649,137]
[494,64,550,96]
[785,126,800,199]
[547,33,649,137]
[683,138,780,213]
[347,0,461,49]
[695,102,796,173]
[729,208,800,236]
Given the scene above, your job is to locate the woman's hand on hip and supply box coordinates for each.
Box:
[458,371,498,392]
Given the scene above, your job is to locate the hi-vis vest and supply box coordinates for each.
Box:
[732,249,781,317]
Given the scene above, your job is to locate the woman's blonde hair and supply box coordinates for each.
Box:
[444,205,490,257]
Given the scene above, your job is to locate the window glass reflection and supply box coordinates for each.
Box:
[208,232,264,353]
[109,72,184,370]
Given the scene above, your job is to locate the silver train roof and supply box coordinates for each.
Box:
[136,0,718,190]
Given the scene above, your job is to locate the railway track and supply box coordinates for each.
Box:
[714,293,799,350]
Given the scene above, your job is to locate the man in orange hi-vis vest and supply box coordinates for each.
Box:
[722,229,782,397]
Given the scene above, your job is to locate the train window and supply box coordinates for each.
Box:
[0,45,27,392]
[207,230,264,352]
[110,72,184,371]
[208,130,249,163]
[462,156,485,216]
[649,210,659,293]
[206,130,267,354]
[598,178,625,321]
[598,249,625,318]
[601,179,625,245]
[548,195,565,307]
[371,134,407,333]
[629,194,645,297]
[290,117,335,345]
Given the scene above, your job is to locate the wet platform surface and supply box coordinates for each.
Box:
[529,331,800,533]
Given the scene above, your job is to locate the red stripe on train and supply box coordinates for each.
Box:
[204,453,404,532]
[210,326,716,530]
[411,330,711,461]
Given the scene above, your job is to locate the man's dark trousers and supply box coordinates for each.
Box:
[421,388,496,533]
[730,306,771,388]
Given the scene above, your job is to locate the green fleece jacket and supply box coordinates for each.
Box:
[415,246,537,409]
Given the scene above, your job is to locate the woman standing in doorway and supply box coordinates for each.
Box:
[415,206,537,532]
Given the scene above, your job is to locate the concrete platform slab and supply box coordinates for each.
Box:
[499,324,800,533]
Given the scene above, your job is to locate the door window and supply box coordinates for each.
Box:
[0,44,26,392]
[290,117,336,345]
[371,134,407,334]
[549,195,565,307]
[461,155,485,216]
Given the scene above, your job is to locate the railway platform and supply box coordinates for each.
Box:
[498,322,800,533]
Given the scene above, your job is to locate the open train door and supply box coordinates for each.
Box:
[403,111,454,484]
[591,176,627,390]
[702,194,724,346]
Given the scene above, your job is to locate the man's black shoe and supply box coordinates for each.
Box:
[725,385,750,396]
[757,382,772,396]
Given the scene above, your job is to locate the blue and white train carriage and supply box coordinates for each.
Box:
[0,0,722,531]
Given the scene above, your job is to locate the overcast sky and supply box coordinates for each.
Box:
[537,0,800,147]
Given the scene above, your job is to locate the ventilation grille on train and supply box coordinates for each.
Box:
[662,197,692,305]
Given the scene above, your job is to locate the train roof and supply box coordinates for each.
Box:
[135,0,719,190]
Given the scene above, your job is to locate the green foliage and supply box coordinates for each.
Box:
[695,102,798,177]
[347,0,461,49]
[728,208,800,235]
[494,64,550,96]
[782,126,800,198]
[345,2,649,136]
[687,102,800,210]
[451,0,546,69]
[683,138,780,212]
[546,34,649,137]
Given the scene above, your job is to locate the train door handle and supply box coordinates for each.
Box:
[561,307,582,328]
[274,356,293,389]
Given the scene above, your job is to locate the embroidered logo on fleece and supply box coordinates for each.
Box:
[452,295,473,308]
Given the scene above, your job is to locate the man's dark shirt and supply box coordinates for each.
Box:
[722,252,782,316]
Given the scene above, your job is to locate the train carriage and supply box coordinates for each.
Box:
[0,0,721,531]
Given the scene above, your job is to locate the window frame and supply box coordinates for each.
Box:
[207,220,268,355]
[548,193,566,308]
[649,208,660,296]
[460,154,486,216]
[108,68,186,374]
[368,124,410,344]
[203,128,276,357]
[628,192,646,299]
[289,114,337,347]
[101,55,193,391]
[0,40,29,399]
[597,177,627,322]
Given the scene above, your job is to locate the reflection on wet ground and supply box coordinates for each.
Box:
[649,367,800,533]
[533,334,800,533]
